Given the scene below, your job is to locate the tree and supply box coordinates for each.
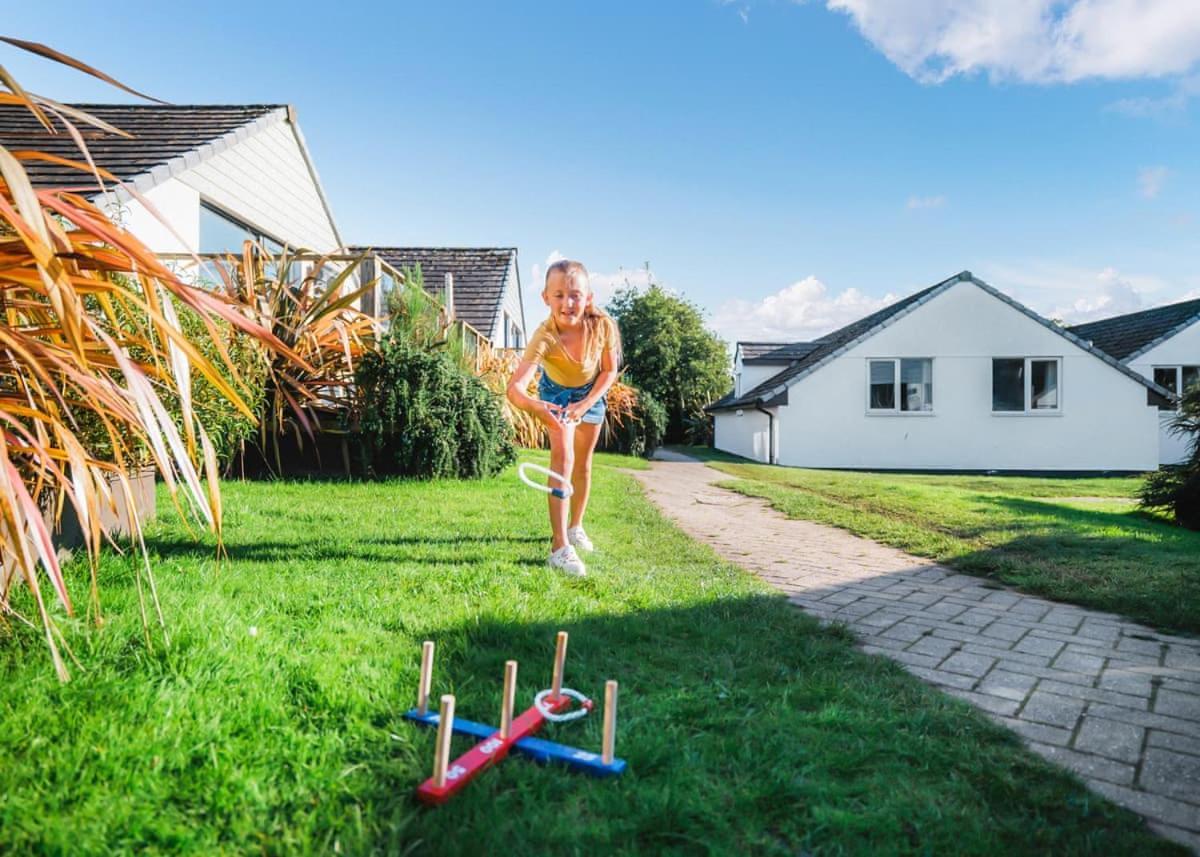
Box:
[607,280,729,444]
[1139,382,1200,530]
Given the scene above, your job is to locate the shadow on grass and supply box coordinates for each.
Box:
[350,601,1181,855]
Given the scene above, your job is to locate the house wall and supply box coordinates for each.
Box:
[1129,320,1200,465]
[116,120,339,254]
[735,360,788,397]
[752,281,1159,471]
[713,407,773,463]
[494,255,525,348]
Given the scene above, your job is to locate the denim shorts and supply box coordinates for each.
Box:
[538,373,606,425]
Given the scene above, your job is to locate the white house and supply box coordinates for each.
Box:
[708,271,1174,472]
[354,247,527,350]
[1069,299,1200,465]
[4,103,343,256]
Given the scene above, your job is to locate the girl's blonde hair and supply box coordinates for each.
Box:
[545,259,622,367]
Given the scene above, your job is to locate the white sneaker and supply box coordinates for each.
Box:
[567,526,594,553]
[548,544,587,577]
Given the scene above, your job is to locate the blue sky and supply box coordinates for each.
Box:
[4,1,1199,344]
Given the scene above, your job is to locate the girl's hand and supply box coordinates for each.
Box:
[537,401,571,427]
[562,402,589,425]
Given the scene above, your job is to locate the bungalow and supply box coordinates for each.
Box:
[351,247,527,350]
[1068,298,1200,465]
[3,103,343,257]
[708,271,1173,472]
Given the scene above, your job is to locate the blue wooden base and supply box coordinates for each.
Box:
[403,707,626,778]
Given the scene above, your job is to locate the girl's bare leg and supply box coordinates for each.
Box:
[569,421,603,529]
[548,421,575,550]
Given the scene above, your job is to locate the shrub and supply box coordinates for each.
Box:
[602,384,667,457]
[1139,383,1200,530]
[355,334,515,479]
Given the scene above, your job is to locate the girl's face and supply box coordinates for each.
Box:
[543,269,592,328]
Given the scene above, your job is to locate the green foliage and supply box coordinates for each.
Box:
[607,282,729,443]
[602,385,667,457]
[385,264,444,349]
[1139,384,1200,529]
[354,333,515,479]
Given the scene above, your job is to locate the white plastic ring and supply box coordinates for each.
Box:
[518,462,574,499]
[534,687,593,723]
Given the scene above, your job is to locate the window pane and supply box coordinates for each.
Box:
[1154,367,1178,395]
[992,359,1024,411]
[1183,366,1199,394]
[199,204,256,254]
[869,360,895,409]
[900,358,933,411]
[1031,360,1059,409]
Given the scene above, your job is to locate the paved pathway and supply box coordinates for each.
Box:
[632,458,1200,851]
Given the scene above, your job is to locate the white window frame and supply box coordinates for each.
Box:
[866,358,935,416]
[992,356,1063,416]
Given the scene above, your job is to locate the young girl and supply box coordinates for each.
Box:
[507,259,621,577]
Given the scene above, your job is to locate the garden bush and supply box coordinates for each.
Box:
[601,385,667,457]
[355,334,515,478]
[1140,383,1200,530]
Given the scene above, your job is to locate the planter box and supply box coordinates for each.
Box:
[49,465,157,552]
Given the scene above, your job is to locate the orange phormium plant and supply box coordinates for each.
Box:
[0,40,301,678]
[215,244,376,473]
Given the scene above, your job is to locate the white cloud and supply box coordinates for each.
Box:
[906,194,946,210]
[827,0,1200,84]
[979,261,1191,323]
[1107,74,1200,117]
[1138,165,1170,199]
[711,275,898,343]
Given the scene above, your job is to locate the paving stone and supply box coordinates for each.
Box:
[1037,679,1148,711]
[1164,647,1200,672]
[940,652,996,678]
[976,669,1038,702]
[1014,635,1065,659]
[1140,748,1200,805]
[1019,691,1086,729]
[1052,650,1107,676]
[906,666,977,690]
[979,622,1029,644]
[943,688,1020,716]
[906,636,961,659]
[1147,730,1200,758]
[1087,703,1198,735]
[899,590,943,607]
[921,601,968,620]
[960,642,1053,669]
[1026,742,1136,786]
[981,591,1022,610]
[822,590,862,606]
[1040,609,1085,630]
[950,608,1002,628]
[1073,717,1145,764]
[1089,781,1200,832]
[990,715,1072,747]
[877,622,930,644]
[1155,689,1200,722]
[1099,669,1154,698]
[1117,636,1165,658]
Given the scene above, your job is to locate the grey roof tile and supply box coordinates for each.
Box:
[353,247,517,337]
[738,341,819,363]
[0,103,285,189]
[1067,299,1200,362]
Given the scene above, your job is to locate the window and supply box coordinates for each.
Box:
[1151,365,1200,409]
[199,203,283,255]
[993,358,1061,413]
[868,359,933,413]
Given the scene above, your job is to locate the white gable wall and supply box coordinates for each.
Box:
[741,281,1158,471]
[1128,319,1200,465]
[114,120,339,254]
[713,407,773,463]
[735,360,789,397]
[494,255,525,348]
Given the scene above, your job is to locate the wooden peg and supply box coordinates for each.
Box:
[500,660,518,739]
[602,680,618,765]
[432,694,456,787]
[551,631,568,699]
[417,640,435,715]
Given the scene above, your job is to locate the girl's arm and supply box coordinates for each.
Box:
[507,359,564,425]
[563,349,619,424]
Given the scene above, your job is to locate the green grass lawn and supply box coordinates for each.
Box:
[0,453,1183,855]
[696,454,1200,635]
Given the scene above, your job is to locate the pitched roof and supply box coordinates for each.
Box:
[737,341,819,363]
[708,271,1175,411]
[0,103,284,189]
[353,247,519,336]
[1067,298,1200,362]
